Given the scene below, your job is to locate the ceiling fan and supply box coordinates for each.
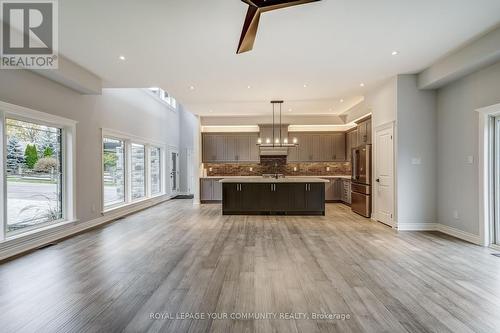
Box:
[237,0,321,54]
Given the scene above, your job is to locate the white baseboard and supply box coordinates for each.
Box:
[395,222,482,245]
[396,223,437,231]
[436,224,482,245]
[0,195,171,261]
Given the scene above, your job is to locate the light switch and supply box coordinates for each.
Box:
[466,156,474,164]
[411,158,421,165]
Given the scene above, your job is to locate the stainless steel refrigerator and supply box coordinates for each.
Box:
[351,144,372,217]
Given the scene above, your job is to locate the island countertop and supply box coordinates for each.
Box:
[219,177,329,183]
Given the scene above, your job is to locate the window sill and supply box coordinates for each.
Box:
[102,194,167,215]
[3,219,79,243]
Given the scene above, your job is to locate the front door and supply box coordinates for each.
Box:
[169,148,179,196]
[375,124,394,226]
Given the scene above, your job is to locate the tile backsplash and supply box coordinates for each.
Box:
[205,160,351,177]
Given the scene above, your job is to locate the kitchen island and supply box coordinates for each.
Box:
[220,177,328,215]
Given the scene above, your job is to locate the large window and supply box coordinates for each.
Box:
[103,138,125,207]
[150,147,161,195]
[131,143,146,199]
[101,132,164,211]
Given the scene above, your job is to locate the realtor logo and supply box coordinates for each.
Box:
[1,0,58,69]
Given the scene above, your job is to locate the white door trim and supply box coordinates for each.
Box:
[476,102,500,246]
[373,121,396,228]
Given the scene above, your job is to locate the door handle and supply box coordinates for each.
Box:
[376,178,380,183]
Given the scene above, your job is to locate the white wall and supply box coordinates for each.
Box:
[0,69,196,225]
[365,77,397,129]
[437,60,500,235]
[396,75,437,226]
[364,77,397,223]
[362,75,438,228]
[178,107,199,194]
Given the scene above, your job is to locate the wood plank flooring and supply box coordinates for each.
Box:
[0,201,499,333]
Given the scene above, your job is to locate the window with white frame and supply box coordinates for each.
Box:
[103,137,125,207]
[101,131,164,211]
[147,87,177,110]
[0,102,76,239]
[131,143,146,200]
[150,147,161,195]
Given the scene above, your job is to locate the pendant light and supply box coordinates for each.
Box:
[257,100,298,147]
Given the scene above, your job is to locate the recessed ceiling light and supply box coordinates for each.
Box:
[189,85,195,90]
[340,99,344,103]
[208,109,213,113]
[303,84,308,88]
[392,51,399,56]
[360,83,365,87]
[247,85,251,89]
[119,55,126,61]
[288,108,292,112]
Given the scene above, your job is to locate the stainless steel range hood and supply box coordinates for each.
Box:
[259,147,289,156]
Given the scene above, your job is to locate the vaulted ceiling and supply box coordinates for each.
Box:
[58,0,500,116]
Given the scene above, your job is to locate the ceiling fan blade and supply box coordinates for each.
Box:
[237,6,261,54]
[237,0,321,54]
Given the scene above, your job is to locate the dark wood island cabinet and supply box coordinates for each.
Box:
[221,178,327,215]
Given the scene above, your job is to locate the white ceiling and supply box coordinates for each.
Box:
[59,0,500,116]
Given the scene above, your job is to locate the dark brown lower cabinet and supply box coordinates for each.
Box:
[222,182,325,215]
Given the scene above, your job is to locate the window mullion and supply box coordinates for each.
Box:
[126,140,132,204]
[146,145,151,197]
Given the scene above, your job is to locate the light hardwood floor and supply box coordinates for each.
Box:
[0,201,500,333]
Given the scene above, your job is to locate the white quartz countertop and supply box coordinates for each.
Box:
[219,177,330,183]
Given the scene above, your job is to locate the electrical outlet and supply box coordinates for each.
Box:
[91,204,96,213]
[326,167,330,172]
[466,156,474,164]
[453,210,459,219]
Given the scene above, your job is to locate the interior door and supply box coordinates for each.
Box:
[375,125,394,226]
[169,148,179,196]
